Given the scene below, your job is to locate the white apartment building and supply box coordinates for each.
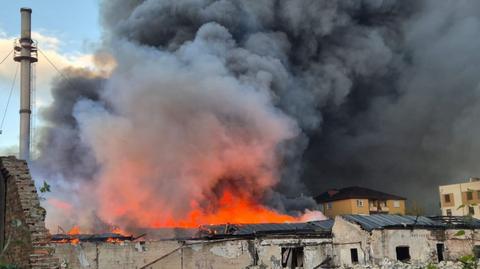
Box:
[439,177,480,218]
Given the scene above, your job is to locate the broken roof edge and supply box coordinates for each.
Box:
[338,214,480,232]
[337,215,443,232]
[195,220,334,239]
[194,231,333,241]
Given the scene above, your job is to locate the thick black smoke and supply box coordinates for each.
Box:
[34,69,104,181]
[97,0,416,213]
[34,0,480,222]
[302,0,480,211]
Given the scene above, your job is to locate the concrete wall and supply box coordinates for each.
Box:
[332,216,370,267]
[369,229,439,263]
[322,199,405,218]
[333,217,442,265]
[443,229,480,260]
[332,216,480,266]
[323,199,353,218]
[350,199,369,215]
[54,241,183,269]
[386,200,405,215]
[53,237,332,269]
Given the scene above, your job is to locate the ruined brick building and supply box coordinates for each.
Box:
[0,156,59,268]
[2,155,480,269]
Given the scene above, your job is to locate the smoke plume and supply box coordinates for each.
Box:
[32,0,480,230]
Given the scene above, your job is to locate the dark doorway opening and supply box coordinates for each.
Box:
[281,247,304,268]
[396,246,410,262]
[473,245,480,259]
[350,248,359,263]
[437,243,444,262]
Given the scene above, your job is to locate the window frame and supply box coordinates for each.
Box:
[444,194,451,203]
[356,200,364,208]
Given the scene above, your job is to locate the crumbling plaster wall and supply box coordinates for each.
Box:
[332,216,370,267]
[332,216,446,266]
[256,238,332,269]
[53,237,332,269]
[54,241,182,269]
[0,156,59,269]
[443,229,480,260]
[369,229,439,263]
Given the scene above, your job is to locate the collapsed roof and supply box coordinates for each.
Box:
[341,214,480,232]
[50,215,480,243]
[51,233,134,243]
[341,214,444,231]
[197,220,334,239]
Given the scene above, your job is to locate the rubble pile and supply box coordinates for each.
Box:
[344,258,469,269]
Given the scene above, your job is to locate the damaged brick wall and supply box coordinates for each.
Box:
[0,156,59,269]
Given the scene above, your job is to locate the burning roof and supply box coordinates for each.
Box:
[197,220,333,239]
[51,233,134,244]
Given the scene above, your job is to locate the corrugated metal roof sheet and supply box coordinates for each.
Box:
[428,216,480,229]
[198,220,333,238]
[342,214,445,231]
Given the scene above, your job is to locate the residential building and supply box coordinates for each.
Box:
[315,186,406,218]
[439,177,480,218]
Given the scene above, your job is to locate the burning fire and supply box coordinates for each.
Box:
[102,188,298,229]
[53,226,131,245]
[67,226,80,235]
[168,191,297,227]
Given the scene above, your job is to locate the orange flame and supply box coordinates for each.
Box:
[111,226,126,235]
[106,237,122,243]
[106,190,298,228]
[176,191,297,227]
[67,226,80,235]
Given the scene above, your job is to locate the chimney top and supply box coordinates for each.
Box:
[20,8,32,13]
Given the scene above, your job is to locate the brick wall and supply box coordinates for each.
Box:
[0,156,59,269]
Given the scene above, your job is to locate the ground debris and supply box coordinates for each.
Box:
[342,258,469,269]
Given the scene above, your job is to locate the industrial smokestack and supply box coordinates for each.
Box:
[14,8,37,160]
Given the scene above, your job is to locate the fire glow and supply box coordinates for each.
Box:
[41,15,327,233]
[143,190,297,228]
[52,226,132,245]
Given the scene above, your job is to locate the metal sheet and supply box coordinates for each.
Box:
[341,214,445,231]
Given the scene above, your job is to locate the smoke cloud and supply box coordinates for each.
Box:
[32,0,480,230]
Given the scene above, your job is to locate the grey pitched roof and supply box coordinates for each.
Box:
[197,220,334,238]
[341,214,445,231]
[316,186,406,203]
